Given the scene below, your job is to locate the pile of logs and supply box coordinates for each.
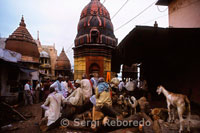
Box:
[40,94,152,132]
[41,94,200,133]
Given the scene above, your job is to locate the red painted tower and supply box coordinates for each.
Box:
[73,0,117,80]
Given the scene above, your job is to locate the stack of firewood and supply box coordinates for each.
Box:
[42,94,200,133]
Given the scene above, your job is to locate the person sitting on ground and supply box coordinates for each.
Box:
[64,79,84,106]
[46,78,93,131]
[95,77,121,119]
[95,77,112,107]
[41,87,65,127]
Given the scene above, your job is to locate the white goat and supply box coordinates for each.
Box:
[128,96,138,114]
[156,85,191,133]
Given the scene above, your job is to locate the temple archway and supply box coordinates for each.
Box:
[89,63,100,76]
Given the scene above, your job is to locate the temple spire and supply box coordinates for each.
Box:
[62,47,64,52]
[20,15,26,27]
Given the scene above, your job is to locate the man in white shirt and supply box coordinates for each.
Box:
[125,79,137,92]
[50,76,63,94]
[24,80,33,105]
[61,76,68,98]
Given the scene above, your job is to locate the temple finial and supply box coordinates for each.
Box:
[20,15,26,27]
[62,47,64,52]
[37,31,39,40]
[154,21,158,28]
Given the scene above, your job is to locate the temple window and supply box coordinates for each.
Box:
[91,30,99,43]
[45,59,47,64]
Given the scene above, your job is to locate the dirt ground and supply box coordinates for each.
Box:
[1,100,200,133]
[3,103,139,133]
[4,103,42,133]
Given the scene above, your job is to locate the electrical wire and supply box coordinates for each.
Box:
[66,43,74,53]
[115,1,157,32]
[141,14,168,24]
[157,6,168,12]
[111,0,129,19]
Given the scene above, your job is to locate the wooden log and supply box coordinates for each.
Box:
[139,112,162,133]
[48,100,93,130]
[62,119,93,131]
[2,102,27,120]
[153,120,161,133]
[139,112,153,124]
[101,114,143,131]
[73,110,92,120]
[100,104,121,118]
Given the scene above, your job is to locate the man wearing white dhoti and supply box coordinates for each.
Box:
[41,87,65,126]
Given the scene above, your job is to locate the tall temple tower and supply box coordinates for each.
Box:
[6,16,40,65]
[5,16,40,81]
[55,48,72,79]
[74,0,117,80]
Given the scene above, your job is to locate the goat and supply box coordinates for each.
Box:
[156,85,191,133]
[128,96,138,114]
[118,95,138,116]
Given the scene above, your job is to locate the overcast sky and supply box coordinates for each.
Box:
[0,0,168,66]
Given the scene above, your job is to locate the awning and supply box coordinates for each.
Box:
[0,48,21,63]
[20,68,37,74]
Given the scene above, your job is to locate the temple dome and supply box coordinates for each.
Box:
[75,0,117,47]
[5,16,40,62]
[40,51,49,58]
[56,48,71,70]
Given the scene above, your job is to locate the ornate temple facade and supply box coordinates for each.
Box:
[73,0,117,80]
[6,16,40,66]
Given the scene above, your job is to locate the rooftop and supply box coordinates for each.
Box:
[156,0,172,6]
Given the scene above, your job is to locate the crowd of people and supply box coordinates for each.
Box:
[22,73,148,131]
[22,76,74,106]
